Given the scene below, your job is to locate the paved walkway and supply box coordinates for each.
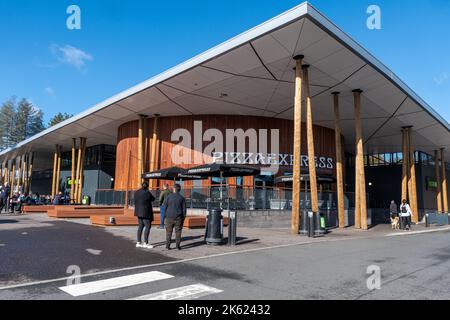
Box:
[22,213,450,260]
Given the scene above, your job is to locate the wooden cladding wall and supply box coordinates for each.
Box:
[115,115,341,190]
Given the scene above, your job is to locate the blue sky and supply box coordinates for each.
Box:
[0,0,449,124]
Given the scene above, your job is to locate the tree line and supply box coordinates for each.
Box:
[0,97,73,151]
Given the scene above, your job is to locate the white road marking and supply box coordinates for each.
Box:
[129,284,223,300]
[59,271,173,297]
[86,248,102,255]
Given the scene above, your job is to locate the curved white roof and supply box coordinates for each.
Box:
[1,2,449,163]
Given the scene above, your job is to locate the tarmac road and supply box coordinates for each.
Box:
[1,214,450,300]
[0,214,175,286]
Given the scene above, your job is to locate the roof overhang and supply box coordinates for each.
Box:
[1,2,449,163]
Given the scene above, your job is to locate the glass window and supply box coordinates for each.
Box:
[102,145,116,166]
[385,153,392,165]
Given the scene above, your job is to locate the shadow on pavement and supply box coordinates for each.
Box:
[0,219,19,224]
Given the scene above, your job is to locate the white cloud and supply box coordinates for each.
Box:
[434,72,448,86]
[50,44,93,69]
[44,87,55,95]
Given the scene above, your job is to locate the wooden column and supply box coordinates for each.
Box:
[74,138,83,203]
[333,92,345,228]
[21,155,27,192]
[70,138,76,203]
[77,138,87,203]
[407,127,419,222]
[291,55,304,235]
[11,159,16,197]
[302,65,319,214]
[401,129,408,202]
[435,150,443,213]
[5,161,9,188]
[17,155,22,193]
[4,162,7,186]
[353,89,367,229]
[137,115,145,188]
[23,155,27,187]
[1,162,4,185]
[441,148,449,213]
[55,146,62,195]
[149,115,159,190]
[52,145,59,197]
[124,151,132,209]
[26,153,34,194]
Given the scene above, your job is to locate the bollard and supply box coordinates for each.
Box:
[307,211,314,238]
[425,213,430,228]
[228,210,237,246]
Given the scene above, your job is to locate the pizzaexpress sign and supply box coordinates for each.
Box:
[212,152,334,169]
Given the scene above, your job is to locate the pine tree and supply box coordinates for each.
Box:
[12,99,45,144]
[48,112,72,127]
[0,97,17,150]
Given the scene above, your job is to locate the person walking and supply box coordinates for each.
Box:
[53,192,63,205]
[164,184,186,250]
[158,184,171,229]
[400,199,413,231]
[0,187,4,214]
[3,183,10,212]
[389,200,399,229]
[134,182,155,249]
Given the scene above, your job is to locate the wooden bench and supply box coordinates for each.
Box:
[90,211,229,229]
[47,206,125,218]
[22,205,55,214]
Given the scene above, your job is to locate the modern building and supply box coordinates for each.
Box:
[1,2,449,230]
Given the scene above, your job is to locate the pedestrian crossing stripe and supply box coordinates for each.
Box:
[129,284,223,300]
[59,271,173,297]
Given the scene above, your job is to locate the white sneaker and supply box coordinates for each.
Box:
[143,243,154,249]
[136,242,144,248]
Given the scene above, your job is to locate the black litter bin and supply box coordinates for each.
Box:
[314,212,327,236]
[206,209,224,245]
[300,211,309,235]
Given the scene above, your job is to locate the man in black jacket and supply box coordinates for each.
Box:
[134,182,155,249]
[2,184,10,213]
[164,184,186,250]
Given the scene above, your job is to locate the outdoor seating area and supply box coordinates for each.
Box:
[90,210,227,229]
[21,203,227,229]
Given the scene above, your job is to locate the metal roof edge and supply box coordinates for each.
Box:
[305,3,450,132]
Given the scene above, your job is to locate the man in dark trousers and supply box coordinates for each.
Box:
[134,182,155,249]
[158,184,171,229]
[2,184,10,213]
[164,184,186,250]
[0,187,6,213]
